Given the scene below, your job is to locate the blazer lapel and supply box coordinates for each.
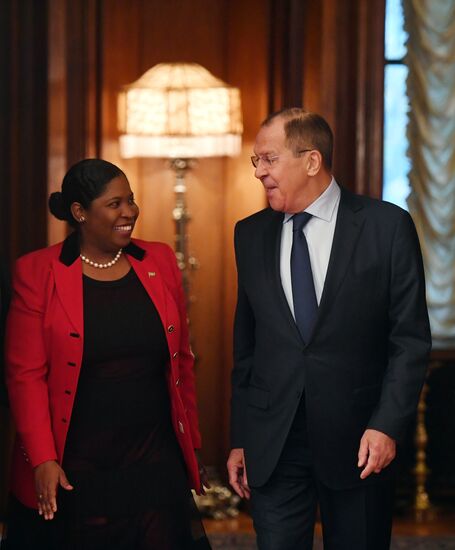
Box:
[313,188,365,333]
[52,258,84,337]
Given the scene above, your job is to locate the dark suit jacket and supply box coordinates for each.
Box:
[231,187,431,490]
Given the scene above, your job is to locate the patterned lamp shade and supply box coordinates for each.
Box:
[118,63,243,158]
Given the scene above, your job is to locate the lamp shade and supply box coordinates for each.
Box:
[118,63,243,158]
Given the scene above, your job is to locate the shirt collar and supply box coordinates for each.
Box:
[283,178,340,224]
[59,230,145,266]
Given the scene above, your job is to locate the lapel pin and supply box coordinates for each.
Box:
[148,271,156,278]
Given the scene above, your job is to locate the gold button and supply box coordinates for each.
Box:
[148,272,156,278]
[176,378,180,386]
[178,421,184,434]
[172,351,178,359]
[168,325,175,333]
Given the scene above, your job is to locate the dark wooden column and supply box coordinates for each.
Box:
[47,0,104,244]
[355,0,386,198]
[0,0,48,262]
[268,0,306,111]
[66,0,103,165]
[300,0,385,195]
[263,0,386,196]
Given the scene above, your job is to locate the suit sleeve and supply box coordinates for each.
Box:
[230,223,256,449]
[367,211,431,442]
[5,257,58,467]
[168,246,202,449]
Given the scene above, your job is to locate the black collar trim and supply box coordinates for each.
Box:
[59,231,146,266]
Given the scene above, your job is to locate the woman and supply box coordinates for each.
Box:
[4,159,210,549]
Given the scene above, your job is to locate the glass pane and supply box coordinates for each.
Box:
[382,64,410,210]
[385,0,407,60]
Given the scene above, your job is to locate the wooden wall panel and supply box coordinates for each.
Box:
[48,0,105,245]
[302,0,385,194]
[0,0,387,480]
[48,0,68,245]
[101,0,233,467]
[221,0,271,470]
[355,0,385,198]
[100,0,142,219]
[0,1,13,260]
[0,0,48,262]
[47,0,386,474]
[268,0,306,111]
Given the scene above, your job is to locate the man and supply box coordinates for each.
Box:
[227,109,431,550]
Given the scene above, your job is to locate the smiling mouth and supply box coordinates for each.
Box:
[114,224,133,232]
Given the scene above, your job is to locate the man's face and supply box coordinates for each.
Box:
[253,118,310,213]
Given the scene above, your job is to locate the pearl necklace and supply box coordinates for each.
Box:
[80,249,123,269]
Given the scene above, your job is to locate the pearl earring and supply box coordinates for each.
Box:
[79,216,85,223]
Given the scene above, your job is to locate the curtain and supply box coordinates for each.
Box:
[404,0,455,348]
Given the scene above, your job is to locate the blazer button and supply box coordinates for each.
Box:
[176,378,180,386]
[25,457,30,463]
[167,325,175,333]
[178,421,185,434]
[69,332,80,338]
[65,390,71,395]
[172,351,178,359]
[62,418,67,423]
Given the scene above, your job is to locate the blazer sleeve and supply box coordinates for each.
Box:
[230,222,255,449]
[5,256,58,467]
[0,258,11,407]
[167,246,202,449]
[367,210,432,442]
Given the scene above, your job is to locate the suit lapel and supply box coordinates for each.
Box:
[264,211,302,342]
[313,189,365,335]
[52,258,84,336]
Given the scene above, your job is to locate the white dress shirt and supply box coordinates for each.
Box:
[280,178,341,317]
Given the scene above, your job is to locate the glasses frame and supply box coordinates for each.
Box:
[250,149,313,168]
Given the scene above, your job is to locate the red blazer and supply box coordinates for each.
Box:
[5,234,202,508]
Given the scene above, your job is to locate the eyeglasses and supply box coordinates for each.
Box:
[250,149,312,168]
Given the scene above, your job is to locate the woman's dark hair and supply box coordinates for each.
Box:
[48,159,125,227]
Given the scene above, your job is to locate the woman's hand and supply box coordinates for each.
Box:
[194,450,210,495]
[34,460,73,520]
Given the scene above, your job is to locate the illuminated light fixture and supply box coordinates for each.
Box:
[118,62,242,159]
[118,62,243,298]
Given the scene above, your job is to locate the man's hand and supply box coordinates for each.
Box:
[34,460,73,520]
[227,448,250,499]
[358,429,396,480]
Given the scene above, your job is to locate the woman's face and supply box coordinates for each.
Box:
[78,174,139,252]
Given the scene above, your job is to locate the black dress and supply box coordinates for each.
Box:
[4,269,210,550]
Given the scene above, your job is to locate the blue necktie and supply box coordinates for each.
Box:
[291,212,318,343]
